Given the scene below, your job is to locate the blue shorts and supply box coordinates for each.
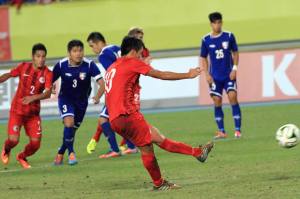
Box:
[99,106,109,119]
[58,97,88,129]
[209,78,237,98]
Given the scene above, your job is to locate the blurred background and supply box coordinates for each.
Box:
[0,0,299,119]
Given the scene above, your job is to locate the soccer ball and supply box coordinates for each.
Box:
[276,124,300,148]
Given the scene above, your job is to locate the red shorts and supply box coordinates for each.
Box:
[111,112,152,147]
[8,112,42,138]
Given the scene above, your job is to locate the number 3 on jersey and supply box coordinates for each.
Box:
[72,79,77,88]
[105,68,116,93]
[215,49,224,59]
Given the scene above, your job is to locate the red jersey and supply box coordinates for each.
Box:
[10,62,53,116]
[105,57,152,122]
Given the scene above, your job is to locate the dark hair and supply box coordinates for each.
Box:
[32,43,47,55]
[121,36,144,56]
[209,12,222,23]
[68,39,84,52]
[86,32,106,43]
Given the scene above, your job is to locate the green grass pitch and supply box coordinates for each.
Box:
[0,103,300,198]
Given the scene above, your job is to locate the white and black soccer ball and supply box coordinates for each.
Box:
[276,124,300,148]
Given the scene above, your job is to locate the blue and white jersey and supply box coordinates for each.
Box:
[52,57,102,101]
[200,31,238,81]
[98,45,121,70]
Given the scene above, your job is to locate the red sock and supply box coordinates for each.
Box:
[158,138,202,157]
[4,139,19,154]
[141,152,163,186]
[119,138,126,146]
[19,140,40,159]
[93,125,102,142]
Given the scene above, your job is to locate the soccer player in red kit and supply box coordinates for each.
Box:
[105,37,214,190]
[0,43,53,169]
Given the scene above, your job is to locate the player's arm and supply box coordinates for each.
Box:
[230,33,239,80]
[0,73,12,83]
[90,61,105,104]
[146,67,201,80]
[22,88,53,105]
[0,63,23,83]
[93,78,105,104]
[199,39,213,84]
[23,71,53,104]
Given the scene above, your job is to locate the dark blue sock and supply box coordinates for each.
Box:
[232,104,242,131]
[58,142,67,155]
[101,122,119,152]
[126,140,136,149]
[63,127,75,155]
[214,106,225,133]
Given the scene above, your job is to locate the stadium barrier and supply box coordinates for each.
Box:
[0,45,300,119]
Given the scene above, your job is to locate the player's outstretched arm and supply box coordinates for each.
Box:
[0,73,12,83]
[200,57,213,85]
[93,78,105,104]
[146,67,201,80]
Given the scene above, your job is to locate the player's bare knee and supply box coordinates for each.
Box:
[99,116,108,125]
[150,126,165,144]
[139,144,154,155]
[63,117,74,128]
[213,96,222,107]
[228,91,238,104]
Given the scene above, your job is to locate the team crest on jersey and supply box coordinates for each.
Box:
[79,72,86,80]
[222,41,229,49]
[39,76,45,84]
[13,125,19,132]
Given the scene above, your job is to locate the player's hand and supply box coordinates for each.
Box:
[230,70,237,80]
[188,67,202,78]
[22,96,36,104]
[206,73,214,84]
[92,96,100,104]
[52,84,57,95]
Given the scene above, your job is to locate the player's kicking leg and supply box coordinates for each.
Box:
[111,113,213,190]
[227,89,242,138]
[16,115,42,169]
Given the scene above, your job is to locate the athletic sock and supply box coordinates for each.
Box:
[214,106,225,133]
[141,152,163,186]
[4,139,18,154]
[18,140,41,159]
[126,140,136,149]
[158,138,202,157]
[93,124,102,142]
[232,103,242,131]
[63,127,75,155]
[101,122,119,152]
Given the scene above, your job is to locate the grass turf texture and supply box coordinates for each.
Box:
[9,0,300,60]
[0,103,300,198]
